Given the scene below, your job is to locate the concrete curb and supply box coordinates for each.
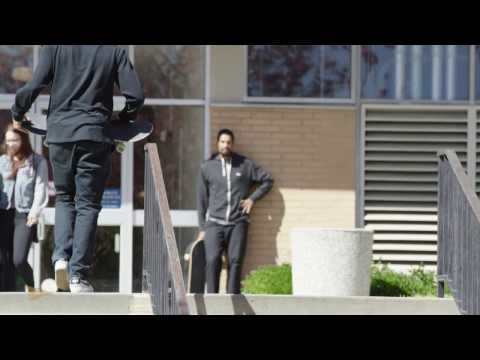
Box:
[0,293,152,315]
[187,294,460,315]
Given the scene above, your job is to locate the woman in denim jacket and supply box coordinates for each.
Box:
[0,124,48,292]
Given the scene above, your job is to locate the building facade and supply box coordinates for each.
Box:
[0,45,477,293]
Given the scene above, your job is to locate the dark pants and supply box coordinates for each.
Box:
[0,209,15,291]
[0,210,35,290]
[13,212,35,287]
[204,221,249,294]
[49,141,112,280]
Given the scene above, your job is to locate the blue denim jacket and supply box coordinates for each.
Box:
[0,153,49,217]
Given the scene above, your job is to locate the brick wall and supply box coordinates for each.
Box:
[210,106,357,281]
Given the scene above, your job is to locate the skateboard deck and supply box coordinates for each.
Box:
[21,115,153,143]
[185,239,206,294]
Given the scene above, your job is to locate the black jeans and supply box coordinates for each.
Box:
[0,210,35,290]
[13,212,35,287]
[204,221,249,294]
[0,209,15,291]
[49,141,111,280]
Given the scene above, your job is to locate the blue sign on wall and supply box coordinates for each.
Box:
[102,188,121,208]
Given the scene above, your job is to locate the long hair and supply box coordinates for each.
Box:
[1,124,34,179]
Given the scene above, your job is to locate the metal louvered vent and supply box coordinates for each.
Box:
[362,106,469,271]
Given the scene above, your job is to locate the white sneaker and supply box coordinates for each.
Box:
[69,277,94,293]
[41,278,58,293]
[54,259,69,291]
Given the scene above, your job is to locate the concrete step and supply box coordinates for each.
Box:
[187,294,460,315]
[0,292,458,315]
[0,293,153,315]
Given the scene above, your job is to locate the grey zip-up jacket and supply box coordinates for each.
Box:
[11,45,144,144]
[197,152,274,231]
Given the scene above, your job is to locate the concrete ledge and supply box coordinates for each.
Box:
[0,293,457,315]
[129,294,154,315]
[0,293,152,315]
[187,294,460,315]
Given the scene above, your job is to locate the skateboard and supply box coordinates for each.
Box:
[21,114,153,143]
[185,238,206,294]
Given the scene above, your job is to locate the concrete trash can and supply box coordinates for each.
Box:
[291,228,374,296]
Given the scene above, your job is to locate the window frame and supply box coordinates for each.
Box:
[243,45,357,105]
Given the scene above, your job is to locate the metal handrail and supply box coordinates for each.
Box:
[142,143,189,315]
[437,149,480,315]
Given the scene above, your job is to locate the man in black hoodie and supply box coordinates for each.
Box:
[11,45,144,293]
[197,129,273,294]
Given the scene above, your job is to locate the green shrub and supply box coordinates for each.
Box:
[240,262,449,297]
[370,263,450,297]
[241,264,292,295]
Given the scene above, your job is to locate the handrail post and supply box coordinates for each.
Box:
[142,143,190,315]
[437,278,445,298]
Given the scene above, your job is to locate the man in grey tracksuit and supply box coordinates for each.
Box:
[197,129,273,294]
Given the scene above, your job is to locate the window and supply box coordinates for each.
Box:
[247,45,352,100]
[362,45,470,101]
[135,45,205,99]
[0,45,33,94]
[474,45,480,100]
[132,45,207,215]
[0,45,209,293]
[133,106,204,210]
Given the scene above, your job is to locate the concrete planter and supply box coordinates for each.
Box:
[291,228,374,296]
